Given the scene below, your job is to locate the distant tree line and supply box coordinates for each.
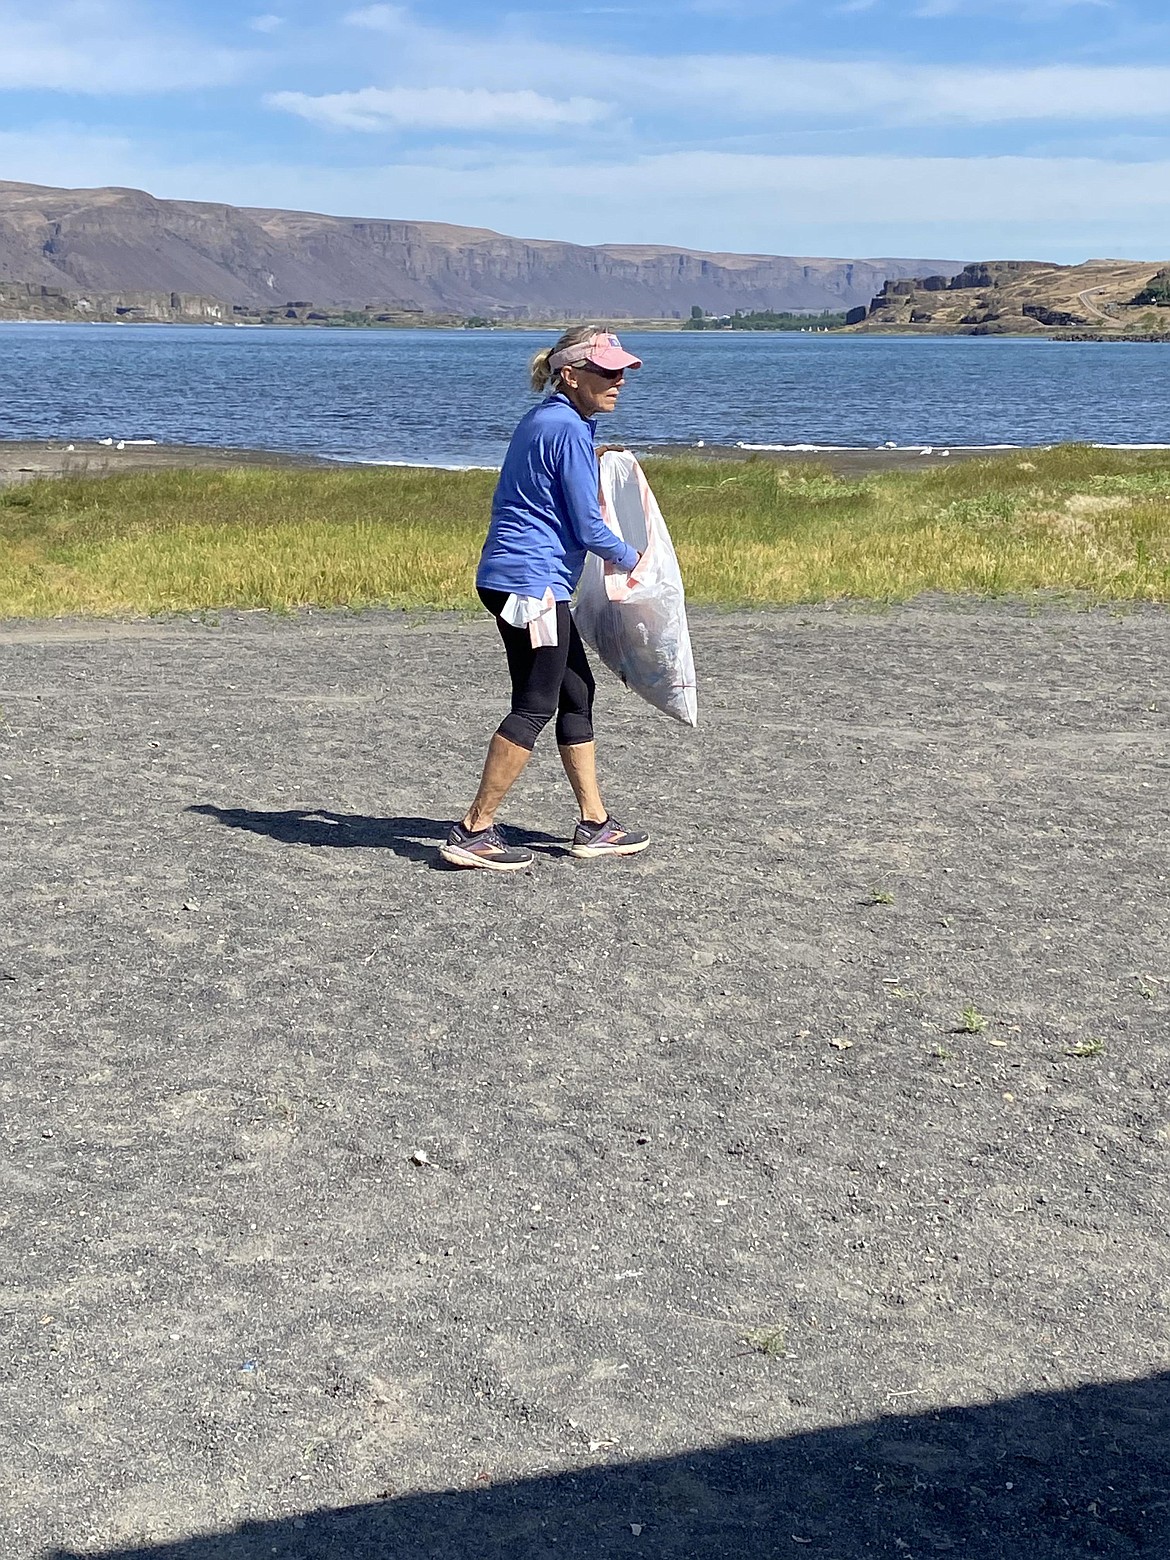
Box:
[683,305,847,331]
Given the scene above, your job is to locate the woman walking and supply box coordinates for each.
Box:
[440,326,652,871]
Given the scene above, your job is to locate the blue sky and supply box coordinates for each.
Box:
[2,0,1170,261]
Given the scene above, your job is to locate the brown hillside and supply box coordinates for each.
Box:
[0,179,963,320]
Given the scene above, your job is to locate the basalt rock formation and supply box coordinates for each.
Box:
[856,258,1170,337]
[0,281,229,323]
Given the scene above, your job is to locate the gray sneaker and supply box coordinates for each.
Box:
[569,816,650,860]
[439,822,534,872]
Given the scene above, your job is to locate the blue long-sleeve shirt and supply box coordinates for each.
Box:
[476,394,640,601]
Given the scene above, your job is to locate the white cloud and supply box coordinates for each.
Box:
[914,0,1111,14]
[266,85,609,132]
[894,64,1170,123]
[335,148,1170,236]
[635,59,1170,125]
[333,6,1170,127]
[0,1,251,91]
[345,5,408,28]
[249,13,285,32]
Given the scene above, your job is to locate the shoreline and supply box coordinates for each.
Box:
[0,315,689,333]
[0,439,345,488]
[3,317,1169,343]
[5,436,1170,488]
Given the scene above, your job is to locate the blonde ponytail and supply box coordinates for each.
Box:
[530,346,555,393]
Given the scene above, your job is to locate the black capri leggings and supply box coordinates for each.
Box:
[478,587,596,751]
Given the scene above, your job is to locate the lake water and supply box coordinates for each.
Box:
[2,322,1168,467]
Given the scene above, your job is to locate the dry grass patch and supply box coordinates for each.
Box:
[2,446,1169,618]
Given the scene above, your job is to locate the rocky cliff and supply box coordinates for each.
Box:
[853,259,1170,337]
[0,180,964,320]
[0,281,229,322]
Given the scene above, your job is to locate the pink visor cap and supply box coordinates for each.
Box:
[549,331,642,374]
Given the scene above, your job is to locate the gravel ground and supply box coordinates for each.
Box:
[1,601,1168,1560]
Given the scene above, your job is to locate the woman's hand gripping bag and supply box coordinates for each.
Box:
[573,451,698,726]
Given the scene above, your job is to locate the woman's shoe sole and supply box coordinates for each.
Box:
[439,845,533,871]
[569,839,651,860]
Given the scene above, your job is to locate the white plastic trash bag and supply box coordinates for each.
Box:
[573,450,698,727]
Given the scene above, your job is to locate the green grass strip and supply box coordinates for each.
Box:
[2,446,1169,618]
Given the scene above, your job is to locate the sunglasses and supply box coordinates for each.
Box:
[578,362,625,382]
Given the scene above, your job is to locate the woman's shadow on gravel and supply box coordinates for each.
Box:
[44,1372,1170,1560]
[187,805,565,865]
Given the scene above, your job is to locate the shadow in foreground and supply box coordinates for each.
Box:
[49,1373,1170,1559]
[187,806,565,864]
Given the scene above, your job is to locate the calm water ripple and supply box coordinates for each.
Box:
[2,322,1167,466]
